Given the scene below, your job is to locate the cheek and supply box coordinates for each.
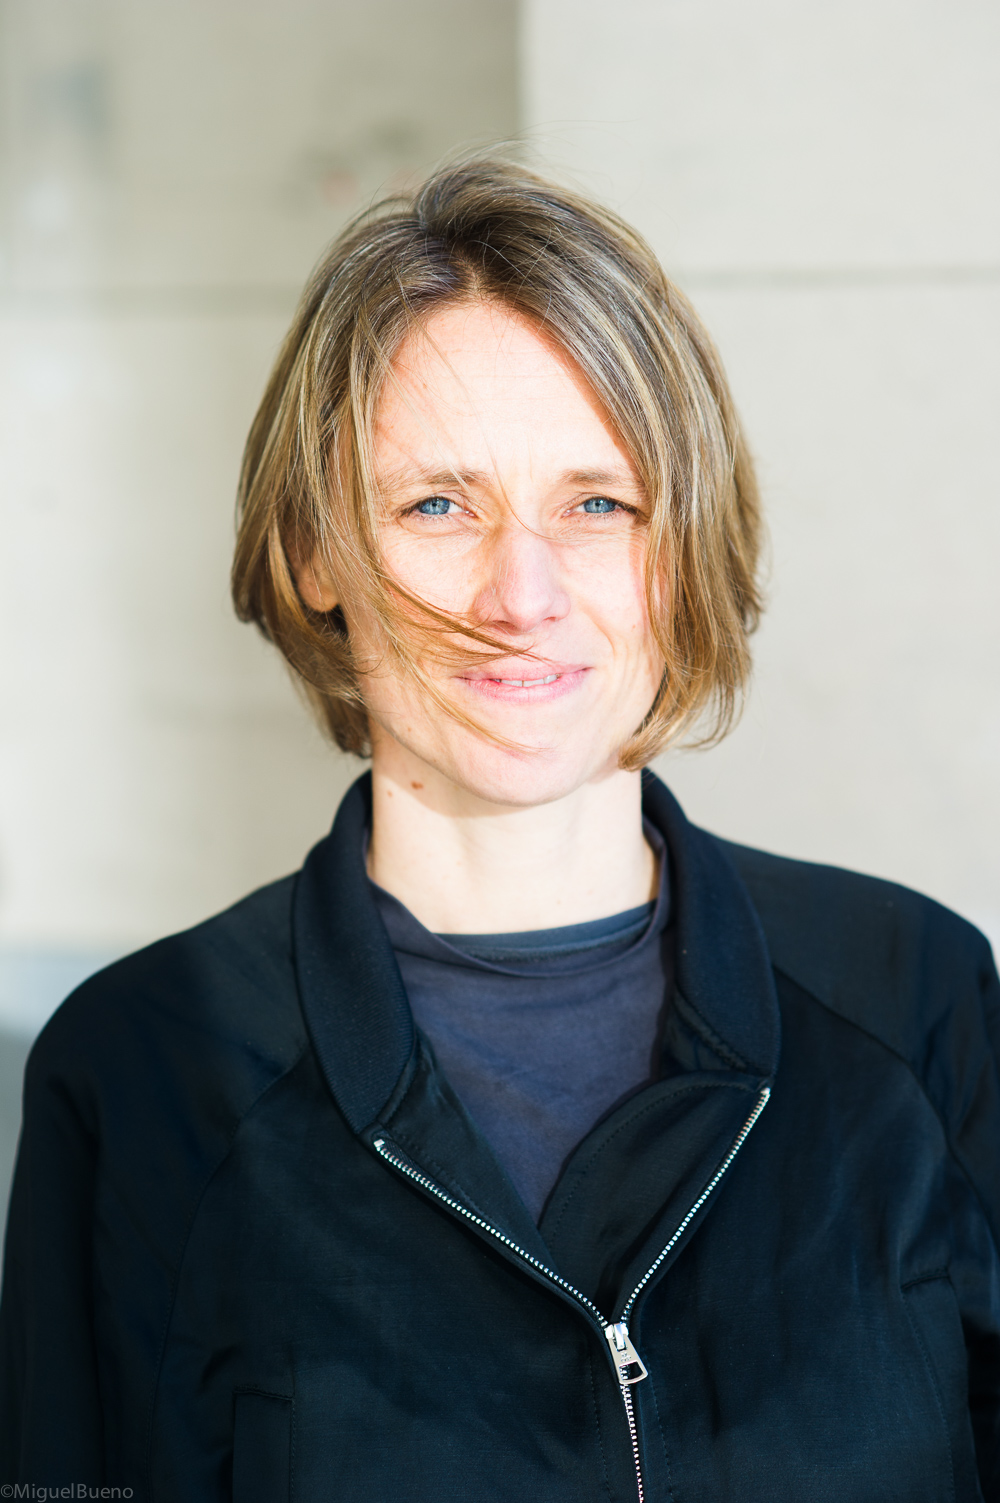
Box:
[569,538,651,638]
[380,532,482,614]
[354,656,425,751]
[340,596,441,735]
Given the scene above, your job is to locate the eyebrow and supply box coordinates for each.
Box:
[561,467,640,489]
[378,467,491,493]
[377,464,641,494]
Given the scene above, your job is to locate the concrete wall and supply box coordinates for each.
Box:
[0,0,518,1202]
[523,0,1000,950]
[0,0,518,1012]
[1,1,997,1203]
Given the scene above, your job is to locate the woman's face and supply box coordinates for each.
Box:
[317,301,664,809]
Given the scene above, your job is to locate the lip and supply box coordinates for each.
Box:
[456,662,591,704]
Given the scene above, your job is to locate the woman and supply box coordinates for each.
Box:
[1,159,998,1502]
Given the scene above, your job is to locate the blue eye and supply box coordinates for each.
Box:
[416,496,452,516]
[582,497,617,514]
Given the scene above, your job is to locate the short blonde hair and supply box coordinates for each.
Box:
[232,156,763,768]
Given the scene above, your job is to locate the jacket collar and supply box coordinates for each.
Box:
[292,773,414,1136]
[292,768,780,1136]
[640,770,780,1078]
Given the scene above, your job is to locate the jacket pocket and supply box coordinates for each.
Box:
[902,1275,983,1503]
[233,1389,294,1503]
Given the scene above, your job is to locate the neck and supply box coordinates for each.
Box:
[366,756,657,935]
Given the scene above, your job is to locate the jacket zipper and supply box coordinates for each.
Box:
[373,1084,769,1503]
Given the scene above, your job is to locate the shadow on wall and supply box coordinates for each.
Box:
[0,1030,32,1220]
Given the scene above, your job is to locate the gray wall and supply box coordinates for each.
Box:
[0,0,518,1199]
[1,0,998,1205]
[523,0,1000,951]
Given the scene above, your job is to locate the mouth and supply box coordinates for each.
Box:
[482,673,558,688]
[456,664,590,702]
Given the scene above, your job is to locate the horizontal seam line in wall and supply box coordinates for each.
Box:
[678,265,1000,290]
[2,266,1000,314]
[0,286,303,315]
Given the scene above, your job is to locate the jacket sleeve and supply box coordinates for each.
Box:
[950,931,998,1496]
[0,1035,105,1482]
[968,943,998,1496]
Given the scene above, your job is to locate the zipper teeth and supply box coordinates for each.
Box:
[373,1140,649,1502]
[374,1084,769,1332]
[621,1084,770,1322]
[376,1087,770,1503]
[621,1384,645,1503]
[372,1139,606,1327]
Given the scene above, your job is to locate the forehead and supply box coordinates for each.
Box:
[372,300,635,482]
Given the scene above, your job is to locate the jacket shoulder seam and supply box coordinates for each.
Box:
[773,961,1000,1268]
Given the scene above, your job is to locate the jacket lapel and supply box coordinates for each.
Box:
[376,1034,553,1262]
[539,776,780,1308]
[292,774,413,1134]
[292,773,548,1260]
[292,771,780,1310]
[539,1071,766,1310]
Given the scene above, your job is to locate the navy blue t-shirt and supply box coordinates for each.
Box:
[370,829,673,1221]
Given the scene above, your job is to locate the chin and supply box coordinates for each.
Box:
[439,736,623,809]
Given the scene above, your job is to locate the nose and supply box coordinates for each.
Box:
[472,520,572,636]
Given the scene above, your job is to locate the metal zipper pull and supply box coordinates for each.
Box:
[375,1086,769,1503]
[605,1321,647,1385]
[607,1323,647,1502]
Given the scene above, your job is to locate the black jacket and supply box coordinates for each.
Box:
[2,773,999,1501]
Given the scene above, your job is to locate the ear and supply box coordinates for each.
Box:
[294,551,339,612]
